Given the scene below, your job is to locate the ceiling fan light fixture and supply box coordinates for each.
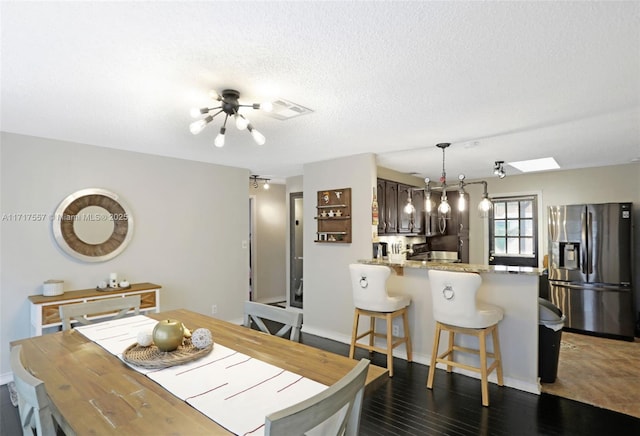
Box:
[189,89,268,147]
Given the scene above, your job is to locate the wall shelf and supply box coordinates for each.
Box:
[316,188,351,243]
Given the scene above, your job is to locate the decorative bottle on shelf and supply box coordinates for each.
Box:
[372,187,379,226]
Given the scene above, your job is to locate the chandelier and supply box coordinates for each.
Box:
[189,89,272,147]
[415,143,500,219]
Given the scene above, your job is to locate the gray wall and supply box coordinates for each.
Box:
[302,153,376,341]
[0,132,250,379]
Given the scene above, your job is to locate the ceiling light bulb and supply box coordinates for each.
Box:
[209,90,222,101]
[478,197,493,218]
[214,127,226,148]
[263,181,270,190]
[438,199,450,215]
[235,114,249,130]
[404,199,415,214]
[250,128,266,145]
[458,195,466,212]
[425,195,433,214]
[189,115,213,135]
[261,101,273,112]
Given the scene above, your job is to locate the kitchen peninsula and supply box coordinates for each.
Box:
[358,259,542,394]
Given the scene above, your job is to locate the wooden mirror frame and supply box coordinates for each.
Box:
[52,188,134,262]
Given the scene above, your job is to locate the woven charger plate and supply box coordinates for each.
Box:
[122,338,213,369]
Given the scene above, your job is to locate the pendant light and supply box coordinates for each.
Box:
[419,143,502,220]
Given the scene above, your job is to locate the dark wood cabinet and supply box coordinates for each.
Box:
[427,190,467,237]
[376,179,386,235]
[384,182,399,234]
[377,179,424,235]
[412,188,425,234]
[398,184,425,234]
[424,190,470,261]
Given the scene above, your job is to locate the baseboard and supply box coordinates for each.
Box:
[300,325,353,346]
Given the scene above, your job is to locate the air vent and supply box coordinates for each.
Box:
[263,99,313,120]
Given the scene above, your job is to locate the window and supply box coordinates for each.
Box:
[489,195,538,267]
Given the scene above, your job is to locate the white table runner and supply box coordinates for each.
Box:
[75,315,327,435]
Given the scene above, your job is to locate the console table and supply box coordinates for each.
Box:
[28,282,161,336]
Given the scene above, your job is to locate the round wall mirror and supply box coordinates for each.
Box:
[52,188,134,262]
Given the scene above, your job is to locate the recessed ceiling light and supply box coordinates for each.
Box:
[507,157,560,173]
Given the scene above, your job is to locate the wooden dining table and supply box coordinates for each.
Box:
[11,308,388,435]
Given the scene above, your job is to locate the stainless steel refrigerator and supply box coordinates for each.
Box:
[548,202,635,339]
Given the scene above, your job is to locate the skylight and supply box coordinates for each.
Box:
[507,157,560,173]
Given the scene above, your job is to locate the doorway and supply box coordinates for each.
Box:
[289,192,303,308]
[249,195,256,301]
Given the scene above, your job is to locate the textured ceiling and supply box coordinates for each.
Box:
[2,1,639,182]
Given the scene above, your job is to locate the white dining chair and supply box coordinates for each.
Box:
[10,345,72,436]
[243,301,303,341]
[59,294,141,331]
[348,263,412,377]
[264,358,370,436]
[426,269,504,406]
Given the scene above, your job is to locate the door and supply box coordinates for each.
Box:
[548,204,586,282]
[289,192,303,309]
[489,195,539,267]
[376,179,386,235]
[587,203,632,285]
[412,189,425,235]
[249,196,256,301]
[384,182,398,233]
[398,184,413,233]
[550,281,635,338]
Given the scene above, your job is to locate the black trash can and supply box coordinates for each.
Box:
[538,298,565,383]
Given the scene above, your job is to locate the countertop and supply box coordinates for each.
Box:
[358,259,542,276]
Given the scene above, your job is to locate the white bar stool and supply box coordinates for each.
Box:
[426,269,504,406]
[348,263,412,377]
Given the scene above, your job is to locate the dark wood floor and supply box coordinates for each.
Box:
[300,332,640,436]
[3,329,640,435]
